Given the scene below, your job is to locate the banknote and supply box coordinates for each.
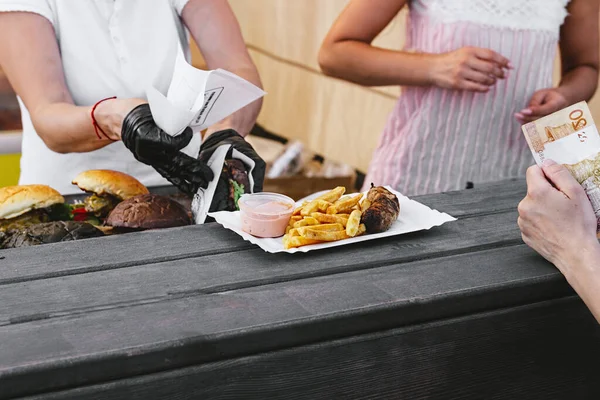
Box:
[522,101,600,230]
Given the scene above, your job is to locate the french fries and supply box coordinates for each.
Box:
[301,229,351,242]
[316,186,346,203]
[360,198,371,212]
[283,235,322,249]
[289,223,343,238]
[283,187,368,249]
[346,209,362,237]
[316,200,332,212]
[327,194,363,215]
[311,212,350,226]
[293,217,319,228]
[290,215,303,224]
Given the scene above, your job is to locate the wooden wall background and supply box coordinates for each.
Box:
[2,1,600,174]
[226,0,600,172]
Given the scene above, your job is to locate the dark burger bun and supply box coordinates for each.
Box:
[106,194,192,230]
[72,170,149,200]
[0,184,64,220]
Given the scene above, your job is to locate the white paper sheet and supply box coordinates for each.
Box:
[191,145,256,225]
[146,50,266,138]
[208,187,457,254]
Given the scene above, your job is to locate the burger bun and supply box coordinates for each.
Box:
[0,185,64,220]
[106,194,191,230]
[72,170,149,200]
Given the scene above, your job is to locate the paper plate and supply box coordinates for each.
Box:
[208,187,456,254]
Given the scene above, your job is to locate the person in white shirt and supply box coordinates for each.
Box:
[518,160,600,323]
[0,0,264,196]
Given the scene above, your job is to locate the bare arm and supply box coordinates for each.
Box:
[0,12,143,153]
[518,162,600,324]
[318,0,429,86]
[557,0,599,104]
[318,0,509,90]
[516,0,599,123]
[563,243,600,323]
[182,0,263,137]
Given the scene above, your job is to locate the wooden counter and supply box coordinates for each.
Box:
[1,179,599,399]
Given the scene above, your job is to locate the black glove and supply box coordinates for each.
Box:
[199,129,266,192]
[198,129,267,212]
[121,104,214,195]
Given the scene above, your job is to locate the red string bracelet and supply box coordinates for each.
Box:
[90,96,117,140]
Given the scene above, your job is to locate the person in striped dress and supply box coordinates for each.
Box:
[319,0,599,196]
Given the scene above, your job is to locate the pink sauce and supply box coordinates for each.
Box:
[238,194,295,238]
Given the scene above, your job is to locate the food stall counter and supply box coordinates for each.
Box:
[0,179,599,399]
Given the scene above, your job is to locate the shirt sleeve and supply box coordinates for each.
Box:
[171,0,191,16]
[0,0,54,25]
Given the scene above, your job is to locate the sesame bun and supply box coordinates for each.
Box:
[72,170,149,200]
[0,185,65,219]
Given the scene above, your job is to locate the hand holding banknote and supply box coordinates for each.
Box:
[518,160,597,275]
[522,101,600,232]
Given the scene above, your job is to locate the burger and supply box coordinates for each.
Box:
[208,158,252,213]
[71,169,149,223]
[0,184,67,231]
[225,159,251,210]
[0,221,105,249]
[0,184,106,249]
[106,193,192,232]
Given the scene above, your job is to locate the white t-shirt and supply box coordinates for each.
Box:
[0,0,202,194]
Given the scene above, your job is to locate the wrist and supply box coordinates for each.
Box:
[556,236,600,282]
[94,98,146,140]
[424,53,444,87]
[92,97,121,140]
[555,85,574,104]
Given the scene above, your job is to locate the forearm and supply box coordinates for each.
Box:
[557,65,599,104]
[31,103,112,153]
[319,41,436,87]
[31,97,145,153]
[205,66,263,137]
[558,240,600,323]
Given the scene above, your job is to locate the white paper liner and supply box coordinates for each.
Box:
[192,144,256,224]
[208,187,457,254]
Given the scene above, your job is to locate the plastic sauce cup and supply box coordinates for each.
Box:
[238,192,295,238]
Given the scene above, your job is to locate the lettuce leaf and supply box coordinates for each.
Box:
[230,179,245,211]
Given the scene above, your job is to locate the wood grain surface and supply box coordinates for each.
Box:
[20,298,600,400]
[1,179,596,400]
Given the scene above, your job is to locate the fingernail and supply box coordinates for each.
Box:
[542,159,557,167]
[515,113,524,119]
[521,109,533,115]
[507,62,514,69]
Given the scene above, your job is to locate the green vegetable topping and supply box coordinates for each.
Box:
[230,179,245,211]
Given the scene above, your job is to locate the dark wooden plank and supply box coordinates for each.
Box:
[0,210,524,326]
[17,297,600,400]
[0,243,573,398]
[0,223,253,284]
[0,180,525,283]
[413,178,526,218]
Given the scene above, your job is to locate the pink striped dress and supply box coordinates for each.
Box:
[363,0,570,196]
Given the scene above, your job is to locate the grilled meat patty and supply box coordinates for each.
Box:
[0,221,105,249]
[83,194,121,218]
[360,185,400,233]
[0,209,49,232]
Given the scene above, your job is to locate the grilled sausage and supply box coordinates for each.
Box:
[361,184,400,233]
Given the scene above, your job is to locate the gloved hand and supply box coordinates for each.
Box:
[198,129,267,212]
[121,104,214,195]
